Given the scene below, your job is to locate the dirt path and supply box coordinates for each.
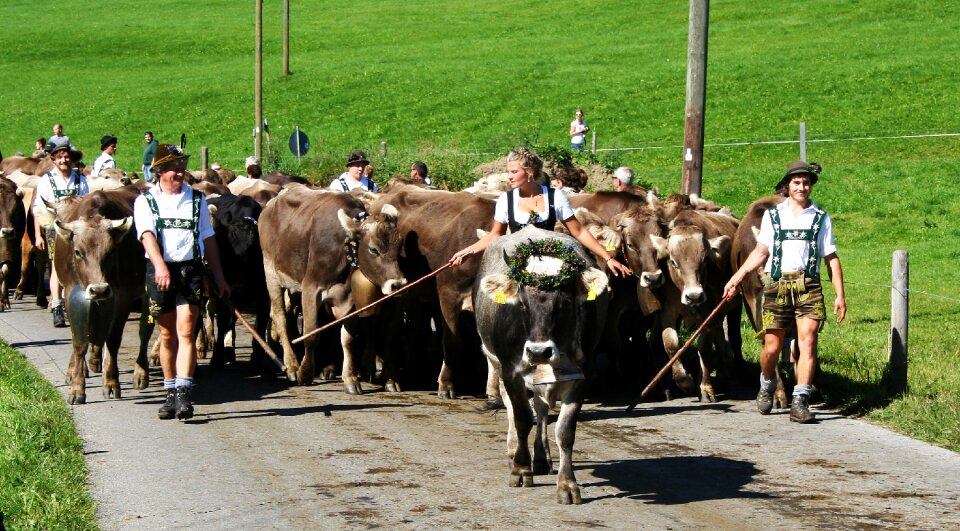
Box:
[3,296,958,530]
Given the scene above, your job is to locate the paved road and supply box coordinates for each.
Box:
[3,295,959,530]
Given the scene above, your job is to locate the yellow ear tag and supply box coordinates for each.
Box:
[494,288,507,305]
[587,287,597,301]
[605,242,616,252]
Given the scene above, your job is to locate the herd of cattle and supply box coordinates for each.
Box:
[0,152,787,504]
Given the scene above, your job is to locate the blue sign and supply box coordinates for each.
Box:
[288,129,310,158]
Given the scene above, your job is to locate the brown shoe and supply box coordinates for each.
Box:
[790,394,816,423]
[756,388,774,415]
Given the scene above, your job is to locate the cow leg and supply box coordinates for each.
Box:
[0,263,9,311]
[663,327,697,396]
[296,284,326,385]
[555,391,584,505]
[531,392,552,475]
[134,303,154,390]
[437,317,459,400]
[34,248,49,308]
[88,344,103,374]
[501,372,534,488]
[485,357,503,408]
[14,242,30,301]
[101,317,125,400]
[211,297,235,369]
[696,334,718,403]
[340,319,363,395]
[150,337,162,366]
[68,340,89,405]
[265,272,300,382]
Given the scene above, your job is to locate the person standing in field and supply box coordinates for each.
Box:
[49,123,72,149]
[722,160,847,424]
[33,143,90,328]
[134,143,230,420]
[91,135,118,176]
[141,131,158,181]
[569,108,589,151]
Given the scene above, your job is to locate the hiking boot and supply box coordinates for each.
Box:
[158,389,177,420]
[790,394,816,423]
[756,388,774,415]
[175,386,194,420]
[52,302,67,328]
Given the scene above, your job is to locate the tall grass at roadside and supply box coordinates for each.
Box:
[0,340,97,530]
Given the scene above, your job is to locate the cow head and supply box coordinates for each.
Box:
[651,222,729,307]
[209,196,262,258]
[54,216,135,301]
[0,178,25,264]
[478,249,608,366]
[337,204,407,295]
[612,205,667,289]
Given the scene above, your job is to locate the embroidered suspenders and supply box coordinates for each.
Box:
[768,207,824,280]
[507,188,556,233]
[47,172,80,201]
[144,189,202,260]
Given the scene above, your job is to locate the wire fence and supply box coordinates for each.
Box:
[593,132,960,153]
[845,281,960,304]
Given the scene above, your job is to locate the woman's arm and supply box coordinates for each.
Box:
[562,216,631,277]
[449,221,506,266]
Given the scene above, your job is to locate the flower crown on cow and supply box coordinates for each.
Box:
[506,239,586,291]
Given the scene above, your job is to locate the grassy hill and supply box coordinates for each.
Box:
[1,0,958,454]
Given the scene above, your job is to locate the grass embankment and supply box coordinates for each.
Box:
[0,340,97,530]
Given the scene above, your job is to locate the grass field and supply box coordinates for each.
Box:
[0,0,957,518]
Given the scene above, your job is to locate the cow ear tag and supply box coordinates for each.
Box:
[494,288,507,304]
[587,287,597,301]
[604,242,616,252]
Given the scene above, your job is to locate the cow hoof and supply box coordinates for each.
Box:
[285,371,298,382]
[674,374,697,396]
[133,372,149,390]
[438,389,457,400]
[384,380,401,393]
[103,384,121,400]
[484,396,504,410]
[296,370,314,386]
[88,357,103,374]
[13,289,23,301]
[68,393,86,405]
[36,296,48,308]
[320,365,336,381]
[557,485,582,505]
[344,382,364,395]
[510,471,534,487]
[700,389,718,403]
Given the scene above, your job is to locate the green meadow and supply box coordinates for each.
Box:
[0,1,957,520]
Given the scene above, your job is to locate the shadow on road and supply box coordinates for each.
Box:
[585,455,772,505]
[11,338,72,348]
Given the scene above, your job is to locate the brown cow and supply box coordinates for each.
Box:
[0,155,44,177]
[259,188,406,388]
[370,187,496,399]
[53,188,146,404]
[651,208,742,402]
[0,177,26,310]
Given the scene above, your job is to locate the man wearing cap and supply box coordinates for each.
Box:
[134,143,230,420]
[141,131,158,181]
[33,144,89,327]
[91,135,118,176]
[723,160,846,424]
[330,149,379,192]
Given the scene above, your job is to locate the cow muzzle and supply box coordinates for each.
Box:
[85,283,113,301]
[381,277,407,295]
[681,287,705,306]
[523,340,558,365]
[0,228,15,239]
[640,270,664,288]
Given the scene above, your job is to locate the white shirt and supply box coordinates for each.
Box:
[91,152,116,176]
[329,172,379,193]
[134,184,215,262]
[756,200,837,274]
[494,185,575,226]
[33,168,89,217]
[570,120,587,145]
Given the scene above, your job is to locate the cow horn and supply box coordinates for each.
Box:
[54,219,74,242]
[379,204,399,223]
[16,188,24,199]
[110,216,134,233]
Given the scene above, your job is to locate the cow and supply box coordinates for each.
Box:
[369,187,496,399]
[205,193,270,372]
[0,155,44,177]
[259,187,406,389]
[473,227,609,505]
[262,171,312,187]
[53,188,147,404]
[0,177,26,310]
[651,207,742,402]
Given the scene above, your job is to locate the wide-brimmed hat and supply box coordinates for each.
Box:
[100,134,118,151]
[45,142,84,163]
[776,160,822,190]
[345,149,369,167]
[152,143,190,169]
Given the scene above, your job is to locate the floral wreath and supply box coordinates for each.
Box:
[506,238,585,291]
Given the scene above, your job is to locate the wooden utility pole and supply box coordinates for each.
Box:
[255,0,263,160]
[681,0,709,196]
[283,0,290,76]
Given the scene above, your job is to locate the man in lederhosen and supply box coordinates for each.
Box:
[33,143,89,327]
[134,144,230,420]
[723,161,847,423]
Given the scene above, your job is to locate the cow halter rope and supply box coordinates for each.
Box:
[625,297,728,412]
[291,262,453,345]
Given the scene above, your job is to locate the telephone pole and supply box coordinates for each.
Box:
[681,0,709,196]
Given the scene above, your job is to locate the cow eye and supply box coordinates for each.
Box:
[669,258,679,269]
[368,247,381,257]
[74,249,83,259]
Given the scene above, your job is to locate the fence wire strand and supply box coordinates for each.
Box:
[845,281,960,304]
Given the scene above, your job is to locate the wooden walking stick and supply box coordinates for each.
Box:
[626,298,729,412]
[291,262,453,345]
[233,308,285,371]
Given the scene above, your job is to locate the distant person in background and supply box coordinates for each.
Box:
[330,150,379,192]
[551,167,587,195]
[91,135,118,176]
[411,161,432,186]
[612,166,643,195]
[210,162,222,171]
[34,143,90,327]
[141,131,158,181]
[32,137,47,158]
[244,156,262,178]
[49,123,72,149]
[569,108,589,151]
[723,160,846,424]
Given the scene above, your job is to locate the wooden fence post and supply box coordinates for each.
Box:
[380,141,387,159]
[889,250,909,394]
[200,146,208,170]
[799,122,807,162]
[591,130,597,153]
